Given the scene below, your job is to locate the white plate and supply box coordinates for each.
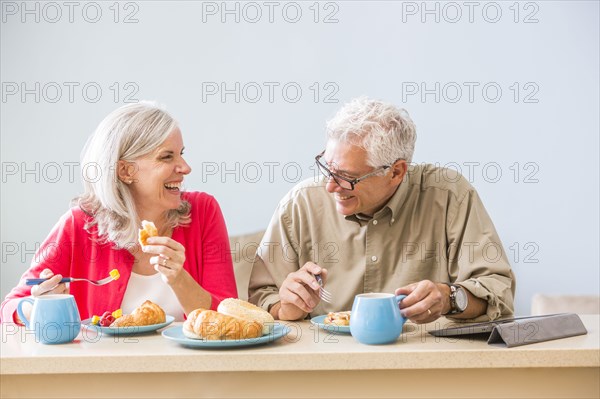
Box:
[161,322,290,348]
[82,315,175,335]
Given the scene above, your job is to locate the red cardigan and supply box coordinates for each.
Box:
[1,191,238,322]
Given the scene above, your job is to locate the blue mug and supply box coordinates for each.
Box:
[350,293,407,345]
[17,294,81,344]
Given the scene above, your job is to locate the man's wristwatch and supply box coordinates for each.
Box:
[444,283,468,314]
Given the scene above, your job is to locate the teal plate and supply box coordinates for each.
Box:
[310,315,351,334]
[82,315,175,335]
[162,322,290,348]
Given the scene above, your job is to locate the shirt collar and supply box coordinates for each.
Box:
[381,175,411,221]
[343,175,411,226]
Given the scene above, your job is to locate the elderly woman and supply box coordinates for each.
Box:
[1,102,237,323]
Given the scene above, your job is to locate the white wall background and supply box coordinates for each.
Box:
[1,0,598,316]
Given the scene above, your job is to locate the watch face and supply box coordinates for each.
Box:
[455,287,468,311]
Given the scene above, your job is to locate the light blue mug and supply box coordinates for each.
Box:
[350,293,407,345]
[17,294,81,344]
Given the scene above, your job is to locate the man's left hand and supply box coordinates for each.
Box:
[395,280,450,324]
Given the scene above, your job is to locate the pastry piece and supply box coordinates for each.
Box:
[217,298,274,335]
[138,220,158,246]
[110,300,166,327]
[324,311,351,326]
[183,309,263,340]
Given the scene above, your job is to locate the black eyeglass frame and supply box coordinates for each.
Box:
[315,151,400,191]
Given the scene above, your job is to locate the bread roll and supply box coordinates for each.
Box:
[138,220,158,246]
[217,298,275,335]
[183,309,263,340]
[324,311,351,326]
[111,300,166,327]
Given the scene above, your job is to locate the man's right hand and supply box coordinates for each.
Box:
[276,262,328,321]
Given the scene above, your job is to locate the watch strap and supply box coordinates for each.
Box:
[443,283,462,315]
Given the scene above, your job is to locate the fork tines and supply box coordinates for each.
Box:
[319,288,333,304]
[314,274,333,304]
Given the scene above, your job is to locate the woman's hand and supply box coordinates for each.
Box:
[30,268,69,296]
[142,236,186,285]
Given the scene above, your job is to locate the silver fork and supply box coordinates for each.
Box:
[26,270,119,286]
[314,274,333,304]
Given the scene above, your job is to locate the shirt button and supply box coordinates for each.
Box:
[372,220,378,225]
[371,255,378,262]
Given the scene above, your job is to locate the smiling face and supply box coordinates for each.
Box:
[323,140,405,217]
[124,127,191,223]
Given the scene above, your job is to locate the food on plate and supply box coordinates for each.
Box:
[91,308,123,326]
[217,298,275,335]
[324,311,351,326]
[110,300,166,327]
[182,298,273,340]
[99,311,115,327]
[183,309,263,340]
[138,220,158,246]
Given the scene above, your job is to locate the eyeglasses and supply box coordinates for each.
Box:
[315,151,393,191]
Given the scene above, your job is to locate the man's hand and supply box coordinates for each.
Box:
[395,280,450,324]
[277,262,328,321]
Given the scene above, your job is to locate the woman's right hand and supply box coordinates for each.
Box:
[30,268,68,296]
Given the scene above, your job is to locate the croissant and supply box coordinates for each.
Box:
[183,309,263,340]
[217,298,275,335]
[111,300,166,327]
[138,220,158,246]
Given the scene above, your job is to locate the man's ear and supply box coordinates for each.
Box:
[117,160,137,184]
[390,160,408,184]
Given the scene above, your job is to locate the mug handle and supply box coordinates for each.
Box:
[16,297,34,328]
[395,294,407,308]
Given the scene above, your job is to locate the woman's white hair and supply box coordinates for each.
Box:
[326,97,417,167]
[74,101,190,249]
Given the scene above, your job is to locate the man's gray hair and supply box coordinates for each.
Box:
[326,97,417,166]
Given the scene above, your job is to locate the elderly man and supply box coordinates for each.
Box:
[248,97,515,323]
